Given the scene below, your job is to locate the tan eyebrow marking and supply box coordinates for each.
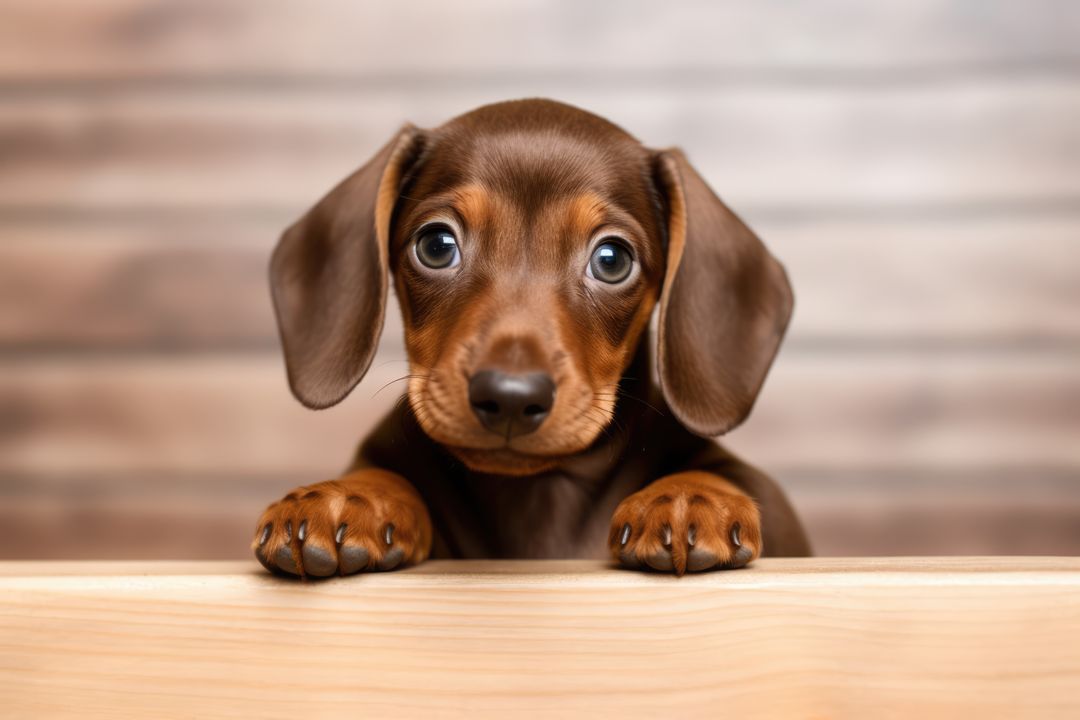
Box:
[452,184,493,230]
[565,191,608,240]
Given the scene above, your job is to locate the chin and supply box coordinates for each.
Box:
[446,446,563,476]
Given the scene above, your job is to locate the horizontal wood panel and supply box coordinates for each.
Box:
[787,472,1080,556]
[0,219,279,349]
[729,353,1080,469]
[3,215,1078,350]
[3,82,1078,213]
[2,559,1077,719]
[776,215,1080,345]
[1,353,1077,477]
[1,1,1077,81]
[2,471,1077,559]
[0,355,405,478]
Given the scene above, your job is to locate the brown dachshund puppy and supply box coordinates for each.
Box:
[253,98,810,578]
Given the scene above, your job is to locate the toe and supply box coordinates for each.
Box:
[377,547,405,571]
[375,522,405,570]
[686,548,719,572]
[728,545,754,568]
[338,544,370,575]
[644,549,674,572]
[273,545,299,575]
[301,543,338,577]
[254,545,276,573]
[612,522,640,567]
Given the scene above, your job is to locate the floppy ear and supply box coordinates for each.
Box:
[270,125,424,409]
[653,149,794,437]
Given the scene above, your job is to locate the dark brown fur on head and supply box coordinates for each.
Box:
[270,99,793,476]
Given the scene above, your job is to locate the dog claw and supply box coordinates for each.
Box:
[297,520,307,542]
[258,523,272,546]
[385,523,395,546]
[619,523,631,546]
[335,523,348,544]
[687,525,696,547]
[662,524,672,548]
[731,522,742,548]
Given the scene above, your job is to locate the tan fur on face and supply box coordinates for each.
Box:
[399,184,656,479]
[453,184,494,230]
[566,192,608,241]
[392,128,666,475]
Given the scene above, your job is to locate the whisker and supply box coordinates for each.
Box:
[593,388,666,418]
[582,406,618,442]
[370,373,429,399]
[594,405,626,438]
[583,405,625,464]
[372,357,414,369]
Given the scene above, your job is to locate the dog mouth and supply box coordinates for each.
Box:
[407,366,618,473]
[432,402,616,472]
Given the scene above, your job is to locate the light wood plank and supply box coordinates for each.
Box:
[0,558,1077,718]
[3,215,1078,349]
[2,81,1078,212]
[1,353,1077,477]
[1,0,1076,81]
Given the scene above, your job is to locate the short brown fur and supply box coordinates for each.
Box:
[254,99,810,578]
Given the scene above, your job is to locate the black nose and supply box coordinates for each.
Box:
[468,370,556,439]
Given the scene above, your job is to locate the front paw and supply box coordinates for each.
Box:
[608,471,761,575]
[251,469,432,578]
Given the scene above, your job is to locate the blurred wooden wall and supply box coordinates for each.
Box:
[1,0,1078,559]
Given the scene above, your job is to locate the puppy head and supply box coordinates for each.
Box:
[271,99,792,475]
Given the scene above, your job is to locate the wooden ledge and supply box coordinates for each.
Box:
[2,558,1078,718]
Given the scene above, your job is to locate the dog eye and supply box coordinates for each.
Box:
[414,225,460,269]
[587,240,633,284]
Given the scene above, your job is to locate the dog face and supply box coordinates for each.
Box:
[271,99,793,475]
[389,104,666,474]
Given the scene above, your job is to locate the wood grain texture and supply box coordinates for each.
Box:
[0,558,1077,718]
[2,354,1076,476]
[0,219,280,350]
[3,215,1078,350]
[1,0,1077,562]
[1,0,1076,80]
[3,81,1078,213]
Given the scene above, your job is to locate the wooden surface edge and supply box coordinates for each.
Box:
[2,556,1078,583]
[2,556,1078,719]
